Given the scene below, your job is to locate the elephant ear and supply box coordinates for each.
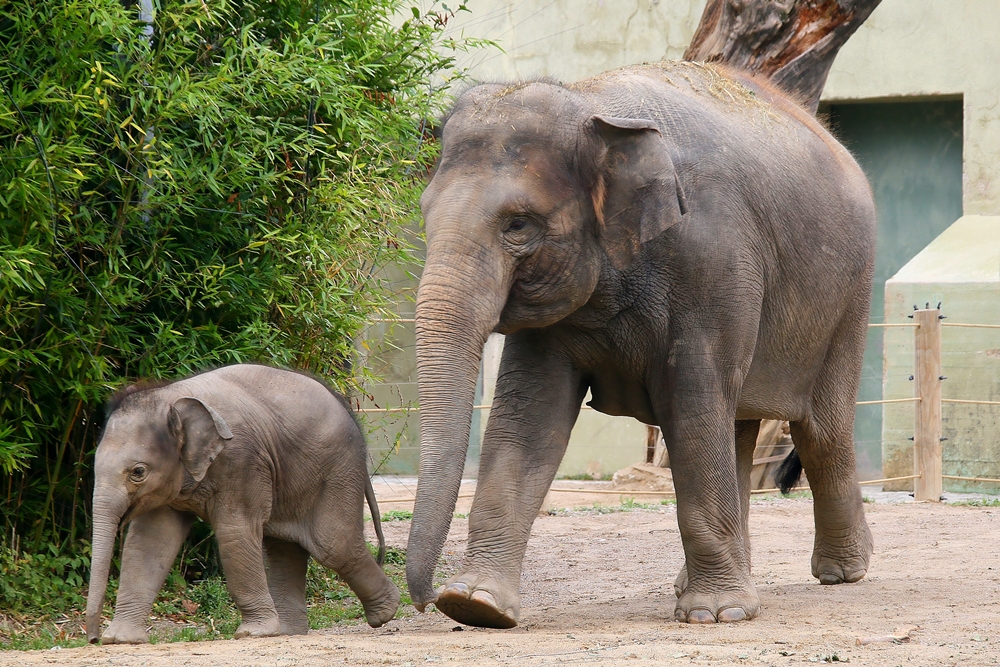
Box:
[590,115,688,269]
[168,396,234,483]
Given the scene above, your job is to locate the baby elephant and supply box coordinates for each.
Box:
[85,364,399,644]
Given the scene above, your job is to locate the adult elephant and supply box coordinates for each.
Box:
[406,62,875,627]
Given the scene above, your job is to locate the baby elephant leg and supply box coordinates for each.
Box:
[264,537,310,635]
[312,483,399,627]
[313,543,399,627]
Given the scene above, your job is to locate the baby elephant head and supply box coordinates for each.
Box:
[85,391,233,643]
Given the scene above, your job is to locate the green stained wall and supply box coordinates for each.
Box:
[823,100,964,477]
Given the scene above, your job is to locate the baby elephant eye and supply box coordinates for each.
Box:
[129,465,148,482]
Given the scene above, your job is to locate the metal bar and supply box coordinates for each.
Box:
[547,488,674,496]
[941,323,1000,329]
[941,475,1000,484]
[377,493,476,505]
[858,475,921,485]
[942,399,1000,406]
[358,404,598,413]
[856,397,920,406]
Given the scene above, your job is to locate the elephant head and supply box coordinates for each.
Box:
[406,82,687,609]
[86,391,233,643]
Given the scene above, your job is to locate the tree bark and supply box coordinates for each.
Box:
[684,0,884,113]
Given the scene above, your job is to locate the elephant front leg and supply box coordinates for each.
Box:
[214,518,282,638]
[662,389,760,624]
[103,507,194,644]
[674,419,759,600]
[435,336,584,629]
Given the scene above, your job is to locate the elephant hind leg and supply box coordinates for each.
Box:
[791,299,873,585]
[309,482,399,628]
[264,538,310,635]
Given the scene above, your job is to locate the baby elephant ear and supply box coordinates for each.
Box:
[590,115,688,269]
[168,397,234,483]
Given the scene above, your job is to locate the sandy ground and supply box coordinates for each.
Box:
[6,483,1000,667]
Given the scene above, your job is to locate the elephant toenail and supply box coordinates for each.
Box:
[819,573,843,585]
[718,607,748,623]
[470,590,498,608]
[446,582,470,596]
[674,608,687,622]
[687,609,717,624]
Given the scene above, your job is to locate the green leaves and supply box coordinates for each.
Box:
[0,0,469,567]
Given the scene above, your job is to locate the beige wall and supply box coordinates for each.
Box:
[444,0,1000,216]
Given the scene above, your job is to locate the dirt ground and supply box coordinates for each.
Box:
[6,484,1000,667]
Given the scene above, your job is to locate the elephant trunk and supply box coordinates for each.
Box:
[406,243,508,611]
[86,486,128,643]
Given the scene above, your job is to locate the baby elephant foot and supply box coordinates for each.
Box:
[674,586,760,624]
[812,522,874,585]
[362,583,401,628]
[233,616,282,639]
[100,618,149,644]
[434,574,519,629]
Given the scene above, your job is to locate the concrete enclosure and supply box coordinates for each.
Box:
[362,1,1000,478]
[882,216,1000,491]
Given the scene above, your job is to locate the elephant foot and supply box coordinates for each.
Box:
[434,578,519,629]
[100,619,149,644]
[362,583,401,628]
[674,585,760,624]
[673,564,688,598]
[811,522,874,585]
[233,616,282,639]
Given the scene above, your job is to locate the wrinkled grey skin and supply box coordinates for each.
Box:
[86,364,399,644]
[406,62,875,628]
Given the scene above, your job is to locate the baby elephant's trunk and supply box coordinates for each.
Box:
[86,488,128,643]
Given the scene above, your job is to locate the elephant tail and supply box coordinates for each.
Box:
[775,449,803,495]
[365,474,387,566]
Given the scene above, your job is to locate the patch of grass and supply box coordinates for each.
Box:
[0,616,88,651]
[949,497,1000,507]
[863,495,875,504]
[558,473,614,481]
[381,510,413,522]
[751,490,813,502]
[0,543,93,649]
[545,496,680,515]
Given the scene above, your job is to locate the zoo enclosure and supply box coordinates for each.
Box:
[866,307,1000,500]
[358,308,1000,500]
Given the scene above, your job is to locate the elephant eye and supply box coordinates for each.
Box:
[506,217,529,232]
[129,464,148,483]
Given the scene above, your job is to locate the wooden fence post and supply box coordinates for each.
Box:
[913,307,943,501]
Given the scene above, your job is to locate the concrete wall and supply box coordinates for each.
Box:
[365,0,1000,476]
[882,216,1000,491]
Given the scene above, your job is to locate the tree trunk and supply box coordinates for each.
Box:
[684,0,884,113]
